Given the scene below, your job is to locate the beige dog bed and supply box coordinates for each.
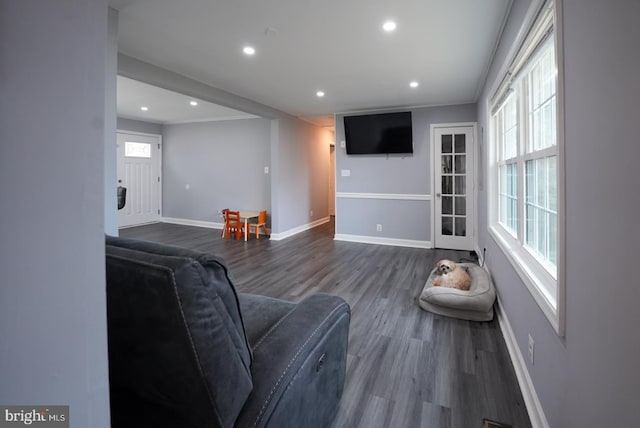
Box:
[419,263,495,321]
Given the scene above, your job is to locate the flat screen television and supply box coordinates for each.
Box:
[344,111,413,155]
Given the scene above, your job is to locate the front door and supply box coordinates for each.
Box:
[117,132,161,227]
[434,126,475,250]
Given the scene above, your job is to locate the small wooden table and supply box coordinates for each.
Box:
[239,211,260,242]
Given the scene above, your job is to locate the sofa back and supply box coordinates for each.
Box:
[106,237,253,427]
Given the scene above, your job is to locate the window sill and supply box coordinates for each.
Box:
[489,224,563,335]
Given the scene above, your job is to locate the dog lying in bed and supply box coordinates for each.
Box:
[432,259,472,291]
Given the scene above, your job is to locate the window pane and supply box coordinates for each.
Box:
[125,141,151,158]
[442,217,453,236]
[499,163,518,234]
[548,156,557,211]
[442,196,453,215]
[442,176,452,195]
[503,96,518,160]
[455,217,466,236]
[442,135,453,153]
[454,176,466,194]
[525,156,558,271]
[442,155,453,173]
[455,196,466,215]
[454,134,466,153]
[529,44,557,152]
[454,155,466,173]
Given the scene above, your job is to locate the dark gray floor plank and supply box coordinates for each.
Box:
[118,220,532,428]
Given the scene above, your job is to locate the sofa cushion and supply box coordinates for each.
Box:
[106,235,251,365]
[238,293,296,346]
[106,241,253,427]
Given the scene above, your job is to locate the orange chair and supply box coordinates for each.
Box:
[248,210,268,239]
[224,210,244,240]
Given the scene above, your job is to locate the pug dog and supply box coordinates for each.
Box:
[432,259,472,290]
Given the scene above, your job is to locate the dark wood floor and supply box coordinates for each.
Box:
[120,219,531,428]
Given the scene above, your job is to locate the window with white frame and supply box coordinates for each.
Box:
[489,1,563,333]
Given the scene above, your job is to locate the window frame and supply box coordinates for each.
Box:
[488,0,565,335]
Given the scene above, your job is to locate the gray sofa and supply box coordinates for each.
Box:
[105,236,350,428]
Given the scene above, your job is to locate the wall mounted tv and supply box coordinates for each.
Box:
[344,111,413,155]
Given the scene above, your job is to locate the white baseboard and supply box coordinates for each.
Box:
[494,294,550,428]
[269,217,329,241]
[334,233,432,249]
[162,216,329,241]
[161,217,223,230]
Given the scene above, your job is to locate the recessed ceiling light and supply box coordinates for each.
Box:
[316,91,325,97]
[243,46,256,55]
[190,100,198,106]
[383,21,397,32]
[410,81,419,88]
[140,106,149,111]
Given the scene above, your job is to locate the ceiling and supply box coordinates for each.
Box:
[117,76,258,124]
[112,0,511,127]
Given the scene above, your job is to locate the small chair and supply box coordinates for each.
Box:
[220,208,229,238]
[225,210,244,240]
[248,210,268,239]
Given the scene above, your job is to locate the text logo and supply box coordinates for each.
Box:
[1,406,68,427]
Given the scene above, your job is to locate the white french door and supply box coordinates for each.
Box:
[433,126,475,250]
[117,132,161,227]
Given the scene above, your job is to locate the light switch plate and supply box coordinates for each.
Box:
[341,169,350,177]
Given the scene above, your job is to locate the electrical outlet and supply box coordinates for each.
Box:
[310,210,313,217]
[528,334,534,365]
[376,224,382,232]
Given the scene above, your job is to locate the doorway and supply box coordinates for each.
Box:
[329,144,336,217]
[116,131,161,227]
[433,125,476,250]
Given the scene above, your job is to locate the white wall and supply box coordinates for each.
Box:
[271,117,332,236]
[477,0,640,426]
[0,1,111,426]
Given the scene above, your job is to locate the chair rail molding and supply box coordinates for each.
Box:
[336,192,432,201]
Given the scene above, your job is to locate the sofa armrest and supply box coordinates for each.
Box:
[235,293,350,428]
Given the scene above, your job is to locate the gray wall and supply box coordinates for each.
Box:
[271,116,332,234]
[0,1,111,426]
[117,117,164,135]
[477,0,640,426]
[162,118,271,223]
[104,8,118,235]
[335,104,476,242]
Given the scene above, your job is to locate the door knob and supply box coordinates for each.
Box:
[436,193,441,197]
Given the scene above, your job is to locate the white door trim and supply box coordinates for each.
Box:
[430,122,478,250]
[116,130,163,227]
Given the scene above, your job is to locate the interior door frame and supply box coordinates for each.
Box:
[116,130,163,228]
[430,122,478,250]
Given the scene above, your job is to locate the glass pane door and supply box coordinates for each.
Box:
[434,127,474,250]
[441,133,467,237]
